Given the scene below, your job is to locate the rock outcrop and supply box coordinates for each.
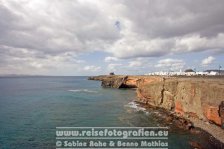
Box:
[220,101,224,128]
[88,75,138,88]
[89,75,224,128]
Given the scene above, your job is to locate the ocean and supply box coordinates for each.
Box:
[0,76,215,149]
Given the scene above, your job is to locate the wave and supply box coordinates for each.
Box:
[68,89,98,93]
[125,101,147,112]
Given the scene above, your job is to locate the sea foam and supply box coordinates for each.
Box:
[125,101,147,112]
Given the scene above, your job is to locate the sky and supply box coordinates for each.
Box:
[0,0,223,76]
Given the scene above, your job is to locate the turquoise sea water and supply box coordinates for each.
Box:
[0,76,219,149]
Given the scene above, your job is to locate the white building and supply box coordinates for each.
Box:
[145,69,221,76]
[209,71,219,75]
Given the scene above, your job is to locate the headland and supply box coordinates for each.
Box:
[89,75,224,145]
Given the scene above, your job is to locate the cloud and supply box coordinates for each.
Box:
[121,0,224,38]
[128,60,142,67]
[201,56,215,65]
[1,0,224,58]
[107,63,122,72]
[84,65,101,72]
[0,0,121,74]
[106,0,224,58]
[155,58,185,71]
[104,56,119,62]
[0,45,84,75]
[0,0,224,74]
[0,0,121,55]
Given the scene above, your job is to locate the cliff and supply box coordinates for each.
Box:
[137,76,224,127]
[89,75,224,128]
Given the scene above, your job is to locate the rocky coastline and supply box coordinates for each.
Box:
[88,75,224,148]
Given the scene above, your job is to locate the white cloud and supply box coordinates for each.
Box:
[104,56,119,62]
[128,60,142,67]
[201,56,215,65]
[84,65,101,72]
[107,63,122,71]
[155,58,185,71]
[108,36,173,58]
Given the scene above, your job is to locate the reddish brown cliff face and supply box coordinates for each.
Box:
[175,101,184,115]
[136,77,224,126]
[203,104,221,125]
[220,102,224,128]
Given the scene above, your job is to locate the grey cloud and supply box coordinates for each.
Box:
[121,0,224,38]
[106,0,224,58]
[0,0,121,56]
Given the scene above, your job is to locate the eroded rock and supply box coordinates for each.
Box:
[189,141,204,149]
[203,103,221,126]
[219,101,224,129]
